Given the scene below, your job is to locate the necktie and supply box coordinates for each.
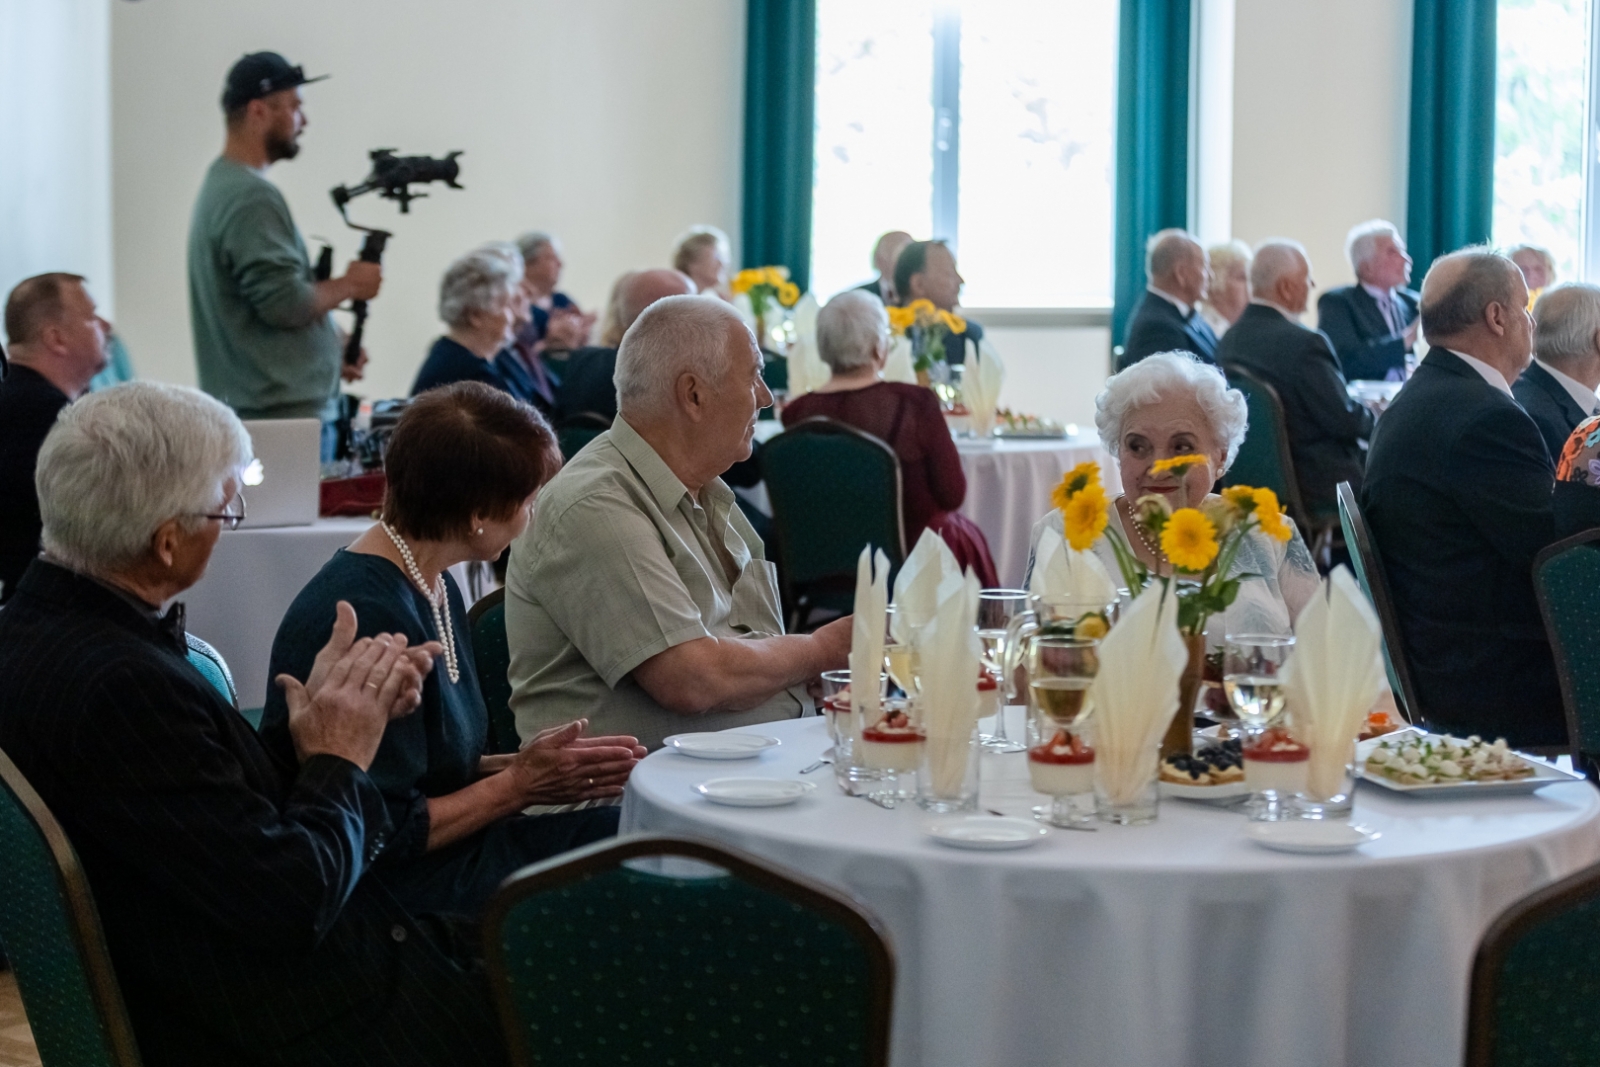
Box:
[1377,291,1399,336]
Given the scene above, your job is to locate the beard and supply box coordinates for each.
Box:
[265,129,301,162]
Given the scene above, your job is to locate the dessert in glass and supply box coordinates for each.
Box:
[1025,633,1100,825]
[858,698,923,803]
[823,669,887,795]
[1029,727,1096,825]
[1242,724,1310,820]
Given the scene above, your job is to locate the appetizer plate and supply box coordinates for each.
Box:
[665,733,781,760]
[1354,730,1584,798]
[1160,780,1253,803]
[924,816,1049,850]
[694,778,815,808]
[1246,821,1380,855]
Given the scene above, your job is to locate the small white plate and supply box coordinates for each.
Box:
[665,733,781,760]
[694,777,815,807]
[1245,821,1380,854]
[1160,779,1252,803]
[924,816,1049,850]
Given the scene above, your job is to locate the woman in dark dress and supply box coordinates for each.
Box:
[411,245,543,404]
[262,383,645,922]
[782,290,999,586]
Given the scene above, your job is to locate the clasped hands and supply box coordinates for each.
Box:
[478,720,646,805]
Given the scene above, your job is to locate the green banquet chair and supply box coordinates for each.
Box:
[1466,860,1600,1066]
[760,417,906,630]
[554,411,612,462]
[1336,480,1424,729]
[484,834,895,1067]
[0,747,144,1067]
[466,587,521,756]
[1222,364,1336,562]
[1534,529,1600,778]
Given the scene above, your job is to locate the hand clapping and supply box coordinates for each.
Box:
[495,719,645,804]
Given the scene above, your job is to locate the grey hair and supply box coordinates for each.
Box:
[1345,219,1401,274]
[515,231,555,265]
[1249,239,1309,298]
[1533,283,1600,366]
[615,295,745,417]
[1145,229,1202,281]
[1094,351,1249,474]
[1419,246,1521,339]
[439,246,523,330]
[1206,239,1251,279]
[817,290,889,372]
[36,382,251,575]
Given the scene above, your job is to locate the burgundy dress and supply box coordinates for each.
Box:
[782,381,999,587]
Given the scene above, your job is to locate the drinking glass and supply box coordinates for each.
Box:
[824,670,888,795]
[858,696,922,804]
[1223,635,1294,735]
[977,588,1030,751]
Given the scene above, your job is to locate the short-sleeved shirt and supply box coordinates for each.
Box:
[188,156,341,420]
[505,416,805,748]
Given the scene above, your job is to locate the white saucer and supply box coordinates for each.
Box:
[1245,821,1380,854]
[695,777,815,807]
[1160,780,1252,803]
[665,733,781,760]
[924,816,1049,850]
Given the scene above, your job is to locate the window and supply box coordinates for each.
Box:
[810,0,1118,308]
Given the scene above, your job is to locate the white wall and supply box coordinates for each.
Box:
[1,0,112,326]
[110,0,744,398]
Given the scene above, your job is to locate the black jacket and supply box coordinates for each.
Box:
[1359,349,1565,747]
[0,364,70,602]
[1118,290,1218,370]
[1512,361,1593,464]
[1216,303,1373,518]
[0,562,506,1067]
[1316,284,1419,382]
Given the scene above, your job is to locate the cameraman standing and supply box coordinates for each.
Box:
[189,52,379,458]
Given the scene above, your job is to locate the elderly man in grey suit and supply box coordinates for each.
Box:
[1316,219,1420,381]
[1513,283,1600,460]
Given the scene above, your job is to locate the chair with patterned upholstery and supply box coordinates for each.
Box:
[466,587,520,755]
[1466,860,1600,1065]
[484,834,895,1067]
[0,747,143,1067]
[1336,480,1424,728]
[1534,529,1600,779]
[183,632,262,731]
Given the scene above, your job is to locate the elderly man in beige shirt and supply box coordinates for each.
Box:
[505,295,852,748]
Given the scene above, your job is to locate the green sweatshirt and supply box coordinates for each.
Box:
[188,157,341,420]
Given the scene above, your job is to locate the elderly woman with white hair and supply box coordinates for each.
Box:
[782,290,998,586]
[411,244,537,402]
[1197,239,1251,337]
[0,383,526,1065]
[1027,352,1318,641]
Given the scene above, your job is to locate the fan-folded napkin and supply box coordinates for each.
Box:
[919,568,983,795]
[965,340,1005,436]
[1030,526,1119,604]
[849,547,890,727]
[1089,582,1187,804]
[891,528,964,645]
[883,335,918,384]
[785,293,829,396]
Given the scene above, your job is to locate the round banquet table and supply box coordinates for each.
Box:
[955,434,1118,588]
[621,713,1600,1067]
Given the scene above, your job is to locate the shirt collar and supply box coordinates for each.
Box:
[610,415,736,520]
[1147,285,1192,319]
[1361,282,1394,303]
[1446,349,1514,396]
[1249,298,1300,322]
[1535,358,1600,414]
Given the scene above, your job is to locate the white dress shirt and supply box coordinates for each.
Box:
[1146,285,1192,319]
[1446,349,1514,396]
[1361,282,1402,335]
[1533,358,1600,416]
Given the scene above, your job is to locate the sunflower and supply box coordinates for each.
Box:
[1051,462,1102,512]
[1161,508,1219,572]
[1061,484,1110,551]
[886,306,916,333]
[1220,485,1258,514]
[908,298,937,317]
[764,266,790,286]
[729,269,758,295]
[1150,455,1204,477]
[777,281,801,307]
[1251,488,1292,542]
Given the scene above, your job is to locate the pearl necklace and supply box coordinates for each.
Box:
[381,521,460,684]
[1120,497,1166,564]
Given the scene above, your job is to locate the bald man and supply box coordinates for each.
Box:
[1119,229,1217,370]
[552,269,696,425]
[855,230,913,305]
[1361,247,1564,748]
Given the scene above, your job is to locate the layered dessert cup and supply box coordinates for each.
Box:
[859,707,926,772]
[1243,727,1310,795]
[1028,729,1095,795]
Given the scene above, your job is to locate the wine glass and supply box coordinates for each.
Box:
[1024,634,1101,825]
[1222,635,1294,735]
[977,588,1030,752]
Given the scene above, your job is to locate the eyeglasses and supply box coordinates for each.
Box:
[203,491,247,531]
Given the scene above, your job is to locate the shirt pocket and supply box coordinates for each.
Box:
[728,558,784,635]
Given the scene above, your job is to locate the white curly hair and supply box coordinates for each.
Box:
[1094,351,1249,474]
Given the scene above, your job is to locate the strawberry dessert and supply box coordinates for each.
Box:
[1028,729,1096,795]
[859,706,926,771]
[1242,726,1310,795]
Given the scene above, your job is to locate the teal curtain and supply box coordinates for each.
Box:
[1112,0,1192,349]
[742,0,816,291]
[1406,0,1496,272]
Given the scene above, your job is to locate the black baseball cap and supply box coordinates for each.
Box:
[221,52,328,110]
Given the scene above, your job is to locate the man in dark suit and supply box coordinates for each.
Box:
[1316,219,1420,382]
[1216,240,1373,519]
[893,239,984,364]
[0,382,509,1067]
[854,230,912,305]
[1361,248,1565,748]
[1512,283,1600,461]
[1117,229,1218,370]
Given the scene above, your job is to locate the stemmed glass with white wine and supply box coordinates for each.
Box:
[976,589,1030,752]
[1222,634,1294,734]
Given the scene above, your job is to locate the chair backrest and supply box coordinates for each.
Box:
[1466,860,1600,1066]
[1336,481,1425,727]
[1221,365,1311,527]
[0,748,142,1067]
[484,834,894,1067]
[553,411,612,461]
[184,633,237,710]
[466,587,519,755]
[1533,529,1600,772]
[761,417,906,603]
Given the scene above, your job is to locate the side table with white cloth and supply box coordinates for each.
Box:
[622,713,1600,1067]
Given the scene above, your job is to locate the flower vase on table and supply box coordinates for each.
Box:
[888,300,966,403]
[730,266,801,353]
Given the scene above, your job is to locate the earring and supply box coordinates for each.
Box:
[476,527,484,535]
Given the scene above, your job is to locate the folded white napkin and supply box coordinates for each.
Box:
[1283,566,1388,800]
[785,293,828,396]
[1089,582,1187,805]
[849,547,890,726]
[1030,526,1119,603]
[891,529,964,644]
[730,291,758,332]
[965,339,1005,436]
[883,335,918,384]
[919,568,983,795]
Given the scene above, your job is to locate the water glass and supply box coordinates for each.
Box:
[1223,635,1294,734]
[977,588,1030,751]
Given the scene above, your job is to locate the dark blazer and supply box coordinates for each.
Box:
[1359,349,1565,747]
[1216,303,1374,517]
[853,277,889,303]
[1316,284,1419,381]
[1513,361,1594,463]
[0,364,70,602]
[1118,290,1218,370]
[553,344,620,424]
[0,562,506,1067]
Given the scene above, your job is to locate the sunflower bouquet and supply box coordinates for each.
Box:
[730,266,801,319]
[887,298,968,374]
[1051,458,1292,637]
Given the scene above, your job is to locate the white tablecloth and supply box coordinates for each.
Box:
[622,714,1600,1067]
[955,434,1118,587]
